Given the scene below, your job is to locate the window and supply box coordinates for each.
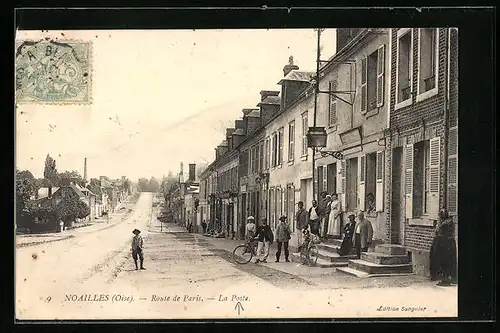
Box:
[271,133,277,167]
[278,127,284,165]
[328,80,338,126]
[255,144,260,173]
[327,163,337,194]
[301,112,308,156]
[418,28,438,96]
[288,121,295,162]
[405,138,440,222]
[412,140,430,217]
[265,138,270,170]
[367,51,378,111]
[397,29,413,104]
[259,142,264,172]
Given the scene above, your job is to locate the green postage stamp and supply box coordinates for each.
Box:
[15,40,92,104]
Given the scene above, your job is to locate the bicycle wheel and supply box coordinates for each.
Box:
[233,245,253,264]
[300,247,308,265]
[307,244,319,267]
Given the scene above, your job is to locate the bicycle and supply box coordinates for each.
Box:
[299,234,320,267]
[232,238,259,264]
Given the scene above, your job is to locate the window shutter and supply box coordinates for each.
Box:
[361,57,368,113]
[405,144,414,219]
[289,185,295,232]
[429,137,441,219]
[340,160,347,211]
[323,165,328,192]
[376,151,384,211]
[276,187,281,227]
[358,155,366,211]
[447,127,458,215]
[283,186,288,220]
[329,80,338,126]
[376,44,385,107]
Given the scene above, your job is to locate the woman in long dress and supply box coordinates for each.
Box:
[429,207,457,286]
[327,193,342,238]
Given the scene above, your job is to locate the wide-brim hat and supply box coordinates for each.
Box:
[132,229,141,234]
[347,214,355,219]
[279,215,287,221]
[247,216,255,220]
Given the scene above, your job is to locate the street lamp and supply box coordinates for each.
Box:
[307,126,345,160]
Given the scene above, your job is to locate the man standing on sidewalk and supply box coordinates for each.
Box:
[132,229,145,270]
[352,212,373,259]
[275,216,291,262]
[254,218,274,263]
[295,201,308,251]
[308,200,322,237]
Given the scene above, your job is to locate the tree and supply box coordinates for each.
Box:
[137,178,149,192]
[58,170,84,186]
[43,154,59,185]
[16,169,39,227]
[148,177,160,192]
[55,190,90,227]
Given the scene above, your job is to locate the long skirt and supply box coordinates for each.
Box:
[429,235,457,281]
[327,211,341,237]
[338,235,353,256]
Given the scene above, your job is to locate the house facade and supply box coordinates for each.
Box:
[215,145,239,238]
[386,28,458,276]
[315,28,391,241]
[264,65,315,250]
[236,109,266,238]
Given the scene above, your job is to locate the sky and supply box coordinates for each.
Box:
[15,29,336,181]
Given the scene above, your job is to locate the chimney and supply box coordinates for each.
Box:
[180,162,184,176]
[257,90,280,125]
[48,186,52,198]
[336,28,362,54]
[242,108,261,136]
[83,158,87,184]
[260,90,280,101]
[283,55,299,77]
[188,164,196,182]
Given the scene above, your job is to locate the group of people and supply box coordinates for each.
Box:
[131,201,456,286]
[245,215,291,263]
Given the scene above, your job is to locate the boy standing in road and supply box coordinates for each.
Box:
[132,229,145,270]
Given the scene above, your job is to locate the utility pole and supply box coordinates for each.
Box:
[312,28,323,202]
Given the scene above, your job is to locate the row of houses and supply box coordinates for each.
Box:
[164,163,200,230]
[192,28,457,277]
[30,175,130,230]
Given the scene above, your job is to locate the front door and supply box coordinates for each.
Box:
[391,147,405,244]
[347,158,358,212]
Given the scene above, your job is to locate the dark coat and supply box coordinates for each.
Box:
[256,225,274,243]
[296,208,309,230]
[338,222,355,256]
[430,217,457,281]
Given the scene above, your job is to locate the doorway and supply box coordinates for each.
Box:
[300,179,308,206]
[347,157,358,212]
[391,147,404,244]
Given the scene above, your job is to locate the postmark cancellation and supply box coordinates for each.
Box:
[15,40,92,104]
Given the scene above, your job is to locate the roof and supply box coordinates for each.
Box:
[247,109,260,117]
[68,184,86,199]
[277,70,315,84]
[37,187,60,199]
[257,95,280,106]
[233,128,245,135]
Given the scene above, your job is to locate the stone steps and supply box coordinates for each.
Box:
[289,252,347,268]
[336,244,414,278]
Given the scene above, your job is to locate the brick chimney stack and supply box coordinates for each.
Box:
[283,55,299,77]
[188,164,196,182]
[83,158,87,184]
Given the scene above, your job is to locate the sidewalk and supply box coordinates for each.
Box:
[164,226,449,290]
